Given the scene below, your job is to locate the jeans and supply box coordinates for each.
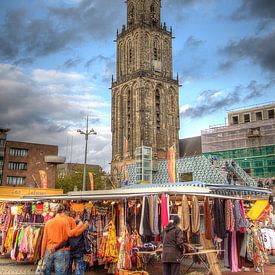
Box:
[68,254,86,275]
[45,249,70,275]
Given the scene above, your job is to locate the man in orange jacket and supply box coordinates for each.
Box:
[41,204,88,275]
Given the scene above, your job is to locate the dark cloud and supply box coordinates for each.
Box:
[85,55,115,83]
[181,80,275,118]
[13,57,34,66]
[0,64,111,170]
[184,36,204,48]
[164,0,212,8]
[63,57,83,69]
[233,0,275,20]
[222,32,275,73]
[0,0,124,62]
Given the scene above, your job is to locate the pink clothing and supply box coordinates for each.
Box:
[161,194,169,229]
[231,231,240,272]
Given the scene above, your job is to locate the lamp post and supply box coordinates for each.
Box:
[77,116,97,191]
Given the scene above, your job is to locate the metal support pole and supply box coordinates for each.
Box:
[77,116,97,191]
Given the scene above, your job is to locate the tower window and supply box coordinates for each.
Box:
[129,48,132,64]
[155,89,161,132]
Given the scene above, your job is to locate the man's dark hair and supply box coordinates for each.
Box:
[56,204,65,214]
[171,215,180,226]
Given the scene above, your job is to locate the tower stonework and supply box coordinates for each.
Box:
[111,0,180,182]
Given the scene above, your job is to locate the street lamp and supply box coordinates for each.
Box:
[77,116,97,191]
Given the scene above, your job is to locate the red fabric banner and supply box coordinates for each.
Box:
[167,144,176,183]
[89,172,94,191]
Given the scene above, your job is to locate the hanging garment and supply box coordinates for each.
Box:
[191,196,200,234]
[231,231,240,272]
[117,228,132,270]
[142,197,152,237]
[233,200,247,232]
[214,199,227,239]
[148,196,154,233]
[240,232,248,258]
[224,234,230,268]
[119,202,125,236]
[225,200,235,232]
[204,197,212,239]
[153,195,159,235]
[251,227,269,268]
[181,195,190,232]
[161,194,169,229]
[139,197,145,236]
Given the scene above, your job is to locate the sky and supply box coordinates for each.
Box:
[0,0,274,171]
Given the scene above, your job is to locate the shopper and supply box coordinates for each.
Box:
[54,218,87,275]
[41,204,88,275]
[162,215,184,275]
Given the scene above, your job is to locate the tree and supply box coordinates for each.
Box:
[56,165,106,193]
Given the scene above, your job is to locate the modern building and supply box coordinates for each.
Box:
[111,0,180,184]
[2,140,65,188]
[201,102,275,179]
[0,128,10,184]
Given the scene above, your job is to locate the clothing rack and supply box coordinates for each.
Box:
[19,222,44,227]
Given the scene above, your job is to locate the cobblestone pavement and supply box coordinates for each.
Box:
[1,256,274,275]
[0,257,36,274]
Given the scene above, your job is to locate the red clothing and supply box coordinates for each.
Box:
[41,214,87,257]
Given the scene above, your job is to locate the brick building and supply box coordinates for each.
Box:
[0,128,9,184]
[2,140,65,188]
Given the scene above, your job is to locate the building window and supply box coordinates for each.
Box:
[244,114,250,123]
[232,116,239,125]
[155,89,161,132]
[255,111,262,121]
[8,162,27,170]
[9,148,28,157]
[7,176,26,185]
[268,109,274,119]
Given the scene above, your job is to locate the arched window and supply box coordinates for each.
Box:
[127,90,131,153]
[155,89,161,132]
[153,40,158,61]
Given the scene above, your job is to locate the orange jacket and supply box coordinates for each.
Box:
[41,214,87,257]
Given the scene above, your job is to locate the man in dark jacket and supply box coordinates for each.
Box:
[53,220,86,275]
[162,215,184,275]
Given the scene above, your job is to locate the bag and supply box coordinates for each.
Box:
[35,257,47,275]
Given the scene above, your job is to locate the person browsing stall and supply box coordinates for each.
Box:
[41,204,88,275]
[162,215,184,275]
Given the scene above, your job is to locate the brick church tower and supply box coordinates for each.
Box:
[111,0,180,182]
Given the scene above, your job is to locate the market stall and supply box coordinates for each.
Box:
[0,182,273,274]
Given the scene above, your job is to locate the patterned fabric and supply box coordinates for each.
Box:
[233,200,247,232]
[246,226,269,267]
[225,200,235,232]
[117,228,132,270]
